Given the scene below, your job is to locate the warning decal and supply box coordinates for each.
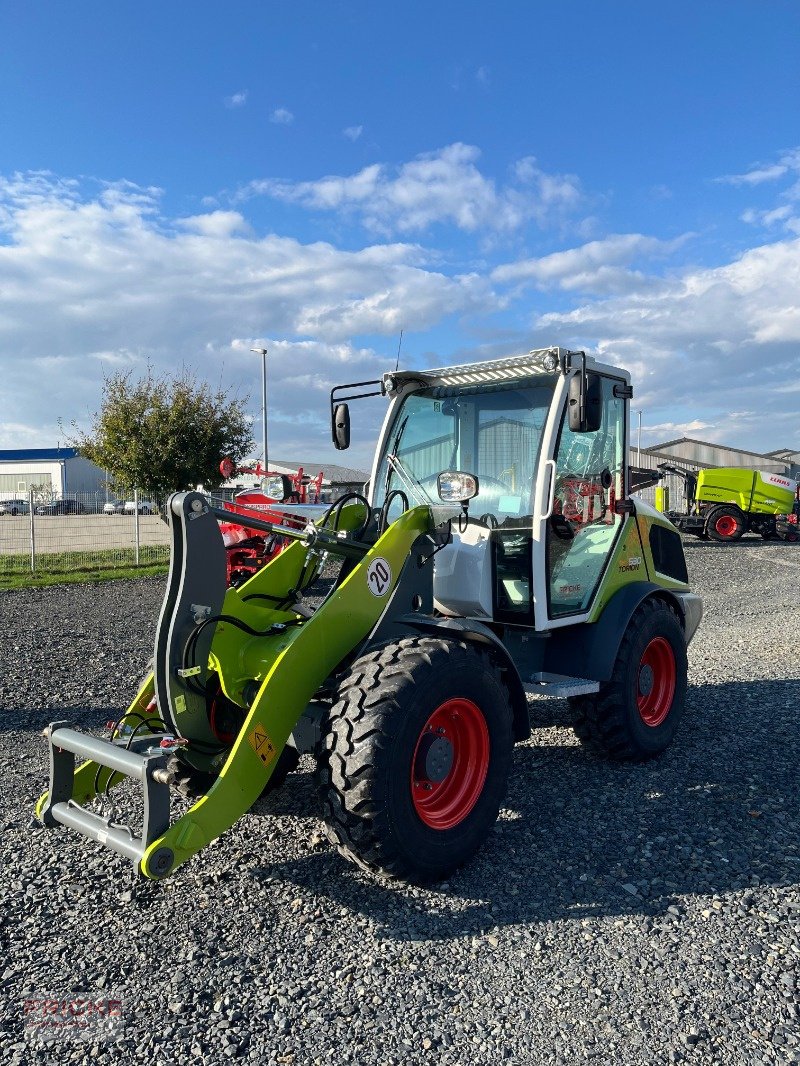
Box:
[247,725,277,765]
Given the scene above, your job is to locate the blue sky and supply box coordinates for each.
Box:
[1,1,799,468]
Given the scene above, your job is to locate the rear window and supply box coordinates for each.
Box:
[649,525,688,583]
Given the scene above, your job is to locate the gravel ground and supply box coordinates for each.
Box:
[0,539,798,1064]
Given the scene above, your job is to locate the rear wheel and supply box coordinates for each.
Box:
[706,506,745,542]
[315,637,514,883]
[570,598,687,759]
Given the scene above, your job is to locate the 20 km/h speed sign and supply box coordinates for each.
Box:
[367,557,392,597]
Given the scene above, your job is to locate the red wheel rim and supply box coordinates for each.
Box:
[637,637,676,727]
[411,698,490,830]
[714,515,738,538]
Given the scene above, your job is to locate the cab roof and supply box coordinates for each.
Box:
[385,347,594,392]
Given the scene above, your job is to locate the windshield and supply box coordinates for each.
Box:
[374,377,556,521]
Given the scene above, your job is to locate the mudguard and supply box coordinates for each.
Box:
[542,582,702,684]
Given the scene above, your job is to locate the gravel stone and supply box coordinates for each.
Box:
[1,541,799,1063]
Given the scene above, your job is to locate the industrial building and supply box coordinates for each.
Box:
[0,448,107,502]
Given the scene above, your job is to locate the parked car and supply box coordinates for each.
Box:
[102,500,124,515]
[34,500,86,516]
[0,498,29,516]
[123,499,158,515]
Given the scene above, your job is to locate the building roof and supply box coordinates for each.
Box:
[647,437,781,462]
[765,447,800,461]
[268,460,370,485]
[0,447,79,462]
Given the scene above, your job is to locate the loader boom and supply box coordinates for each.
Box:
[38,492,435,879]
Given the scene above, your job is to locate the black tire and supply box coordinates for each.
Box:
[570,598,687,760]
[315,636,514,883]
[706,506,745,543]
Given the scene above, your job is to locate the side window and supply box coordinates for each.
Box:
[547,377,626,618]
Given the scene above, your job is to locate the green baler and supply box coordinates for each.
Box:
[658,464,799,543]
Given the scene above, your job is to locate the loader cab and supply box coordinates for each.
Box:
[368,348,629,632]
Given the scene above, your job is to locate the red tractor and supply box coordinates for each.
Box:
[218,459,325,586]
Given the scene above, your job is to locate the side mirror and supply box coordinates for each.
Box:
[264,474,293,502]
[332,403,350,451]
[437,471,479,504]
[568,370,603,433]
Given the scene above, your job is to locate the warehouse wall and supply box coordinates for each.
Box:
[0,462,61,497]
[63,455,107,494]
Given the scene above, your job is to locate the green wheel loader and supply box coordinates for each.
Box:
[36,347,702,884]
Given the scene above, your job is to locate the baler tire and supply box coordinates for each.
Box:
[706,506,745,543]
[569,598,687,760]
[314,636,513,884]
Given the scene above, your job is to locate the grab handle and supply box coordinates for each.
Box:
[540,460,557,520]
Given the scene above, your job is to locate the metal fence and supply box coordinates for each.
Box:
[0,489,170,582]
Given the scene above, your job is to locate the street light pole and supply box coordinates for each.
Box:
[250,347,269,474]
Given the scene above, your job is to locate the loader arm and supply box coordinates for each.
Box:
[37,494,434,881]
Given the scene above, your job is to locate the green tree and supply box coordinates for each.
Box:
[72,366,254,497]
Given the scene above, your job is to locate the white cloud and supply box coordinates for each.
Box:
[476,66,490,86]
[225,90,248,108]
[534,235,800,448]
[3,149,800,462]
[719,163,789,186]
[716,149,800,186]
[721,147,800,237]
[241,143,584,235]
[0,173,497,460]
[643,420,717,442]
[343,125,363,142]
[492,233,688,293]
[178,211,251,238]
[270,108,295,125]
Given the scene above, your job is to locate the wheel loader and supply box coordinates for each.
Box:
[36,347,702,884]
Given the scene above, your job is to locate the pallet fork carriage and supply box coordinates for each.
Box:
[37,346,702,884]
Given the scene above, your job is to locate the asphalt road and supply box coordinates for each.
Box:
[0,538,798,1064]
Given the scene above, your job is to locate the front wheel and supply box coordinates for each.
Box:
[315,637,514,883]
[570,598,688,759]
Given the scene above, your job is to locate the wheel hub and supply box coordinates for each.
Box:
[636,636,676,728]
[715,514,737,537]
[410,697,490,830]
[638,663,654,697]
[415,733,454,783]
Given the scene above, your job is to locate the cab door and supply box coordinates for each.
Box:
[532,373,628,630]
